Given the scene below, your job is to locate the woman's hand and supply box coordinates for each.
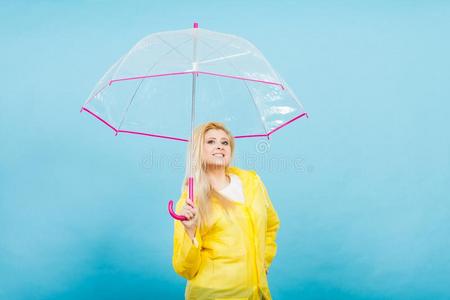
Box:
[179,198,198,239]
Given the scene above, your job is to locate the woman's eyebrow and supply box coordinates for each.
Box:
[206,137,228,140]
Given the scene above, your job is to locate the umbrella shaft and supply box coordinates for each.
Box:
[189,27,198,204]
[188,73,197,202]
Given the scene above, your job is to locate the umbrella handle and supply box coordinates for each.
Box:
[168,200,188,221]
[168,177,194,221]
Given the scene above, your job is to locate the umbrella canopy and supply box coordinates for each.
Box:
[81,23,307,141]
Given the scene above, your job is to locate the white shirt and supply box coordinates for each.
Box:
[218,174,245,203]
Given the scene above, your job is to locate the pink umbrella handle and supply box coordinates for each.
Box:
[168,200,188,221]
[168,177,195,221]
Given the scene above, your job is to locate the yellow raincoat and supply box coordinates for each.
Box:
[172,167,280,300]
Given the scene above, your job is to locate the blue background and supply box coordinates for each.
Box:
[1,1,449,299]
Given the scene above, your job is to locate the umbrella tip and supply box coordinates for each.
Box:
[193,22,198,29]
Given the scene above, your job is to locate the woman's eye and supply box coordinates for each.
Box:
[222,141,229,145]
[207,140,214,144]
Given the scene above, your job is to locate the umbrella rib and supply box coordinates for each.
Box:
[198,51,251,65]
[144,36,193,75]
[283,81,306,111]
[196,36,236,63]
[156,34,192,63]
[241,80,270,138]
[116,80,144,130]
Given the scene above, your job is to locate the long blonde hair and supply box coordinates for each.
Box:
[181,122,237,229]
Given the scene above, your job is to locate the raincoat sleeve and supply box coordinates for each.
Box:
[256,174,280,273]
[172,193,203,280]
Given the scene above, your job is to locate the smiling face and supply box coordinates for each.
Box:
[202,129,232,168]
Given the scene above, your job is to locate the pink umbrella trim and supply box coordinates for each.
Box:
[234,112,309,139]
[80,107,189,142]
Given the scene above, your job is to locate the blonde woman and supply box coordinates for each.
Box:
[172,122,280,300]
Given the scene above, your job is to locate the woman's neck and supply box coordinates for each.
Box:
[206,165,230,190]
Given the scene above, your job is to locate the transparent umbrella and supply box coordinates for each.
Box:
[81,22,308,220]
